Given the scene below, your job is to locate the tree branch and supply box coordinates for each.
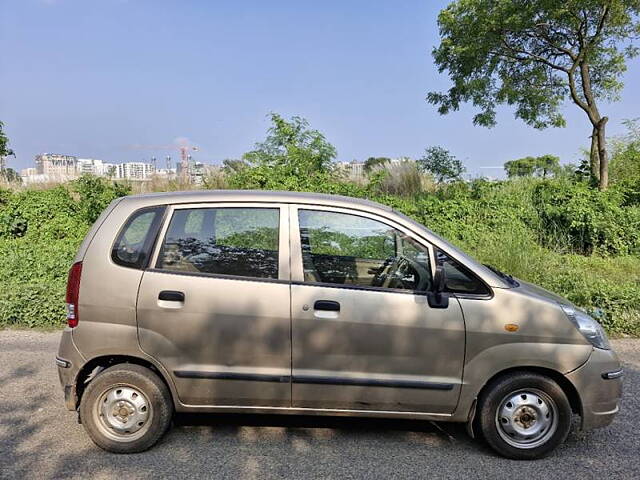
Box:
[567,67,595,121]
[590,5,610,44]
[500,39,570,72]
[529,27,578,60]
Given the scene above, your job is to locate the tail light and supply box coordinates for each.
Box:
[65,261,82,328]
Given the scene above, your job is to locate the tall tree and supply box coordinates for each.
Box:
[0,167,21,183]
[418,146,466,182]
[428,0,640,190]
[243,113,336,176]
[0,121,15,159]
[504,157,538,178]
[536,154,561,178]
[504,154,560,177]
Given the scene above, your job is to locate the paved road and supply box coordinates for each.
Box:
[0,330,638,480]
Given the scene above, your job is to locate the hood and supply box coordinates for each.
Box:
[513,278,574,308]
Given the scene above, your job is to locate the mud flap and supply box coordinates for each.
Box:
[466,398,477,439]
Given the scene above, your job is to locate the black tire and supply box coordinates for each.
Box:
[79,364,173,453]
[477,372,572,460]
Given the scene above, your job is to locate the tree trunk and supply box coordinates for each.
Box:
[589,127,600,181]
[575,58,609,189]
[596,117,608,190]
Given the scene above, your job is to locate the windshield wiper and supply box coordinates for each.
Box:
[483,264,519,287]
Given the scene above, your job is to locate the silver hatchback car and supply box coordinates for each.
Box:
[57,190,622,459]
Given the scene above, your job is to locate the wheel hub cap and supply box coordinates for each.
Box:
[98,386,150,435]
[496,389,558,449]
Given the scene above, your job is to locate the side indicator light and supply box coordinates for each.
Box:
[504,324,519,332]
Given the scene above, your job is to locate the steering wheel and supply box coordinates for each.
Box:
[370,256,393,287]
[371,256,397,287]
[381,256,432,291]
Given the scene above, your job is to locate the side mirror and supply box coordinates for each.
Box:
[427,265,449,308]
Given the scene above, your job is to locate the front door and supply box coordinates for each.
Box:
[137,203,291,407]
[289,206,465,414]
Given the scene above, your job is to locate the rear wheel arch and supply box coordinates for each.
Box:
[75,355,177,410]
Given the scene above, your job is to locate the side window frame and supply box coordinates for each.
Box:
[111,205,167,270]
[435,247,493,299]
[288,204,436,294]
[148,202,290,282]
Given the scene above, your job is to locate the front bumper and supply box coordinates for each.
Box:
[565,347,623,431]
[56,327,85,411]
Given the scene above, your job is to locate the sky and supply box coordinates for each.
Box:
[1,0,639,177]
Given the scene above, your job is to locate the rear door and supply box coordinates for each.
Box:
[136,203,291,407]
[289,205,465,414]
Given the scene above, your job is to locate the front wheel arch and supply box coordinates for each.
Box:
[467,366,582,436]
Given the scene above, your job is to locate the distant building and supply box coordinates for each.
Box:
[154,168,176,177]
[190,161,206,184]
[336,160,365,178]
[102,163,117,178]
[174,156,218,184]
[388,157,412,166]
[116,162,155,180]
[349,161,364,177]
[77,158,111,176]
[35,153,78,178]
[23,154,210,183]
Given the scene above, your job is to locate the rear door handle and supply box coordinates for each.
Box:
[158,290,185,302]
[314,300,340,312]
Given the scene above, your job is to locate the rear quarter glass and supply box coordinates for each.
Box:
[111,206,166,269]
[73,198,123,263]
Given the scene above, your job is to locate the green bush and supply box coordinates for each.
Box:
[533,180,640,255]
[0,176,130,329]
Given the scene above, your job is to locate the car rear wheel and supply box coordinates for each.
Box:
[79,364,173,453]
[477,372,572,460]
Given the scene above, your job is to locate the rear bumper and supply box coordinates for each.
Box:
[565,347,623,431]
[56,328,85,411]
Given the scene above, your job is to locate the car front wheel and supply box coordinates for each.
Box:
[477,372,572,460]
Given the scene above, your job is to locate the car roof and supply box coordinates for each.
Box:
[124,189,392,212]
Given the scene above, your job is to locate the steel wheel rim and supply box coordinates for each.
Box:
[495,388,558,449]
[94,384,153,442]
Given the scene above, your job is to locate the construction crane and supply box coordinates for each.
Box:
[128,141,199,182]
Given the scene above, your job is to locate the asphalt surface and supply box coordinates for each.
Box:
[0,330,638,480]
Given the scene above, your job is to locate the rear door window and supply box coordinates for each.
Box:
[156,207,280,279]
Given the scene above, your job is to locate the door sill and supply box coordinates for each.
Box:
[175,404,453,421]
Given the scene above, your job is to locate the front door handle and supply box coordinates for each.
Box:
[158,290,185,302]
[314,300,340,312]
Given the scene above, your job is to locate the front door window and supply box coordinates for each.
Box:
[298,209,432,291]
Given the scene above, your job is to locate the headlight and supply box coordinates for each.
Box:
[560,305,610,350]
